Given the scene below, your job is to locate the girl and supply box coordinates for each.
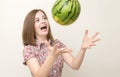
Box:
[22,9,100,77]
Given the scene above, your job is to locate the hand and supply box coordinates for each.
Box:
[45,40,70,59]
[81,30,100,50]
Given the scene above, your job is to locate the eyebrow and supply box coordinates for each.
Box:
[35,17,39,19]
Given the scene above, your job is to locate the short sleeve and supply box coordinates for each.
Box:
[23,45,35,65]
[54,39,66,49]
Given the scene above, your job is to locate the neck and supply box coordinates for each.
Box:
[36,36,48,43]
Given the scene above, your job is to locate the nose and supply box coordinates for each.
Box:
[41,21,45,24]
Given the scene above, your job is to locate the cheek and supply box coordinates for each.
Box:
[47,26,50,32]
[34,22,39,27]
[34,22,40,29]
[34,25,40,34]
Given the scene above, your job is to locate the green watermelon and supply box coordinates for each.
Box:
[52,0,81,25]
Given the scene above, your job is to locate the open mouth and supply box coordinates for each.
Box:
[40,25,47,30]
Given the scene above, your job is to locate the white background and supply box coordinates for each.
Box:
[0,0,120,77]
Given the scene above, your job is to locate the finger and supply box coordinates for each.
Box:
[92,38,100,43]
[59,47,67,51]
[57,47,67,55]
[85,29,88,37]
[91,32,99,39]
[90,44,96,46]
[66,48,73,53]
[83,29,88,39]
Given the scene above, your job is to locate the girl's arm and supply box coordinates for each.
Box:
[26,41,70,77]
[62,30,100,70]
[26,54,56,77]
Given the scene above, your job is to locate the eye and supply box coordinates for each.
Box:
[36,19,40,21]
[35,18,40,22]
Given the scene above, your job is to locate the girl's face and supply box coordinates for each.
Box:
[34,11,49,39]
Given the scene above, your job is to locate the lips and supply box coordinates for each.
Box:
[40,23,47,31]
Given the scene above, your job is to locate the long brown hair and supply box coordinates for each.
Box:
[22,9,54,46]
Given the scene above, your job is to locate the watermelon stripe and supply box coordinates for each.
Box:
[71,0,80,21]
[52,0,62,12]
[60,0,72,24]
[53,0,71,16]
[52,0,66,16]
[63,0,76,24]
[62,1,73,21]
[70,1,77,20]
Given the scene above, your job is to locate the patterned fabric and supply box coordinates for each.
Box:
[23,39,65,77]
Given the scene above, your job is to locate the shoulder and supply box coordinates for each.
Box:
[23,45,36,65]
[23,45,36,53]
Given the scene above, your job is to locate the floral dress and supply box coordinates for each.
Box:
[23,39,65,77]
